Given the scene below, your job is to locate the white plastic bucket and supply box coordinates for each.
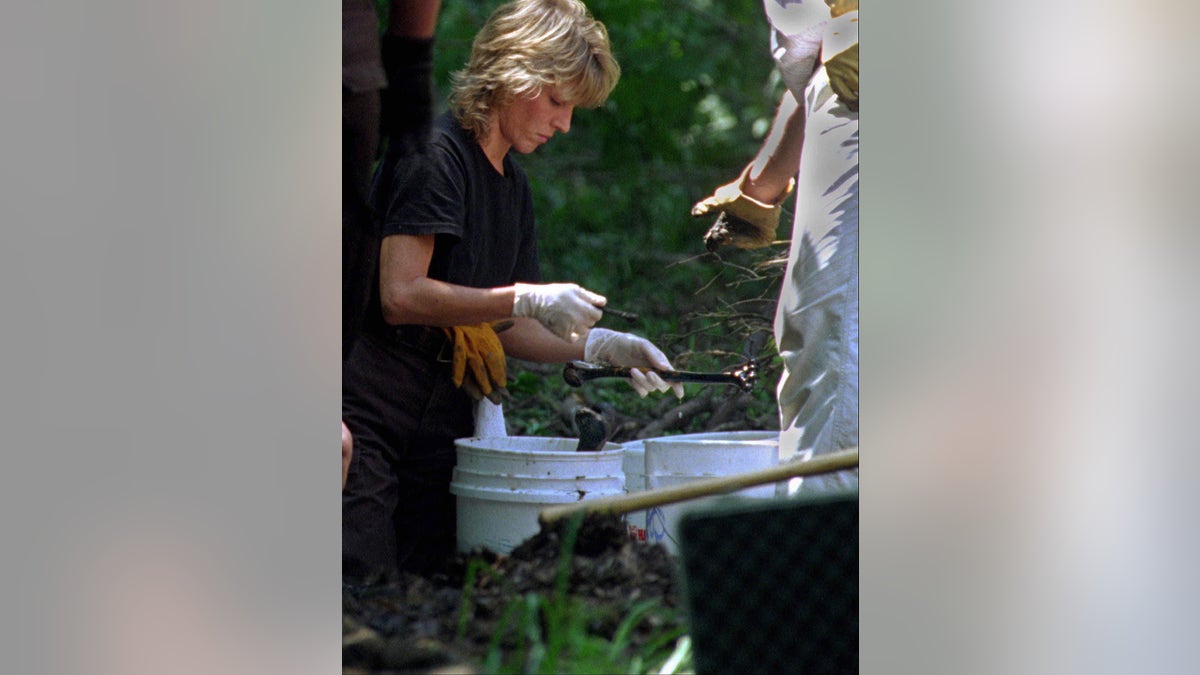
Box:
[642,431,781,553]
[450,436,625,554]
[621,440,647,542]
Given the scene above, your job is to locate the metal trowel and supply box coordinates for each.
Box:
[573,406,608,452]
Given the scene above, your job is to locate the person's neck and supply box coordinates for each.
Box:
[478,120,510,175]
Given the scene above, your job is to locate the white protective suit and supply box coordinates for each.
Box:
[766,0,859,492]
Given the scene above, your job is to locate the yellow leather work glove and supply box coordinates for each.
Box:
[825,42,858,112]
[825,0,858,18]
[691,164,794,250]
[822,7,859,113]
[441,322,509,404]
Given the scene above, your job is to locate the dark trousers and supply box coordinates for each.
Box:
[342,331,474,581]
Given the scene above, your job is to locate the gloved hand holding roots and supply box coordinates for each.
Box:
[691,164,794,251]
[584,328,685,399]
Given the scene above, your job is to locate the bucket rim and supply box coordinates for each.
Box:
[451,467,625,483]
[645,430,777,439]
[642,438,778,449]
[450,481,623,504]
[455,436,625,458]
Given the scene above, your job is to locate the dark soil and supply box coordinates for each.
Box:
[342,513,685,674]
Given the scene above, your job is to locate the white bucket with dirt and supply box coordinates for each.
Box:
[450,436,625,554]
[621,440,647,542]
[642,430,781,553]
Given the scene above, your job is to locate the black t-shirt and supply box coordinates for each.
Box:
[366,112,542,332]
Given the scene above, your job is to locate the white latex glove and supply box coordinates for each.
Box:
[512,282,605,343]
[584,328,685,399]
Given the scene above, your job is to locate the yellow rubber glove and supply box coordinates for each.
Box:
[691,164,794,250]
[442,322,508,404]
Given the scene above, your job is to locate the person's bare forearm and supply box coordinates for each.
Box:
[743,90,806,204]
[381,276,518,327]
[380,234,517,326]
[499,319,586,363]
[387,0,442,38]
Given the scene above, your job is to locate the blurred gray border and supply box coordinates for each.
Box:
[4,1,1194,673]
[1,2,341,673]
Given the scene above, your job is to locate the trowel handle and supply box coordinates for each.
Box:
[562,360,757,392]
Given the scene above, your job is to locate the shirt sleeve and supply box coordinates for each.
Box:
[764,0,827,98]
[377,138,468,240]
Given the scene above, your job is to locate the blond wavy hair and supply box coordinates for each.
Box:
[450,0,621,140]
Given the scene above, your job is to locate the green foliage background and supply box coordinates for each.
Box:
[384,0,792,434]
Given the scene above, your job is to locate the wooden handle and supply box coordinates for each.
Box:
[538,447,859,524]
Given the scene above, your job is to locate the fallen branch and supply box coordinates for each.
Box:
[704,391,753,431]
[636,389,715,439]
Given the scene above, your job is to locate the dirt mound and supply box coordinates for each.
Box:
[343,513,684,673]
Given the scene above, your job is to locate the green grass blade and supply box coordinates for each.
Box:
[607,599,663,661]
[655,636,692,675]
[455,558,483,640]
[522,593,548,674]
[483,598,522,674]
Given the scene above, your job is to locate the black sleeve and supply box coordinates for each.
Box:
[375,138,467,241]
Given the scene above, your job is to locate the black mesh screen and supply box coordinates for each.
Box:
[679,490,859,674]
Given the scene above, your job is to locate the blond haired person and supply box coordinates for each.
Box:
[343,0,681,581]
